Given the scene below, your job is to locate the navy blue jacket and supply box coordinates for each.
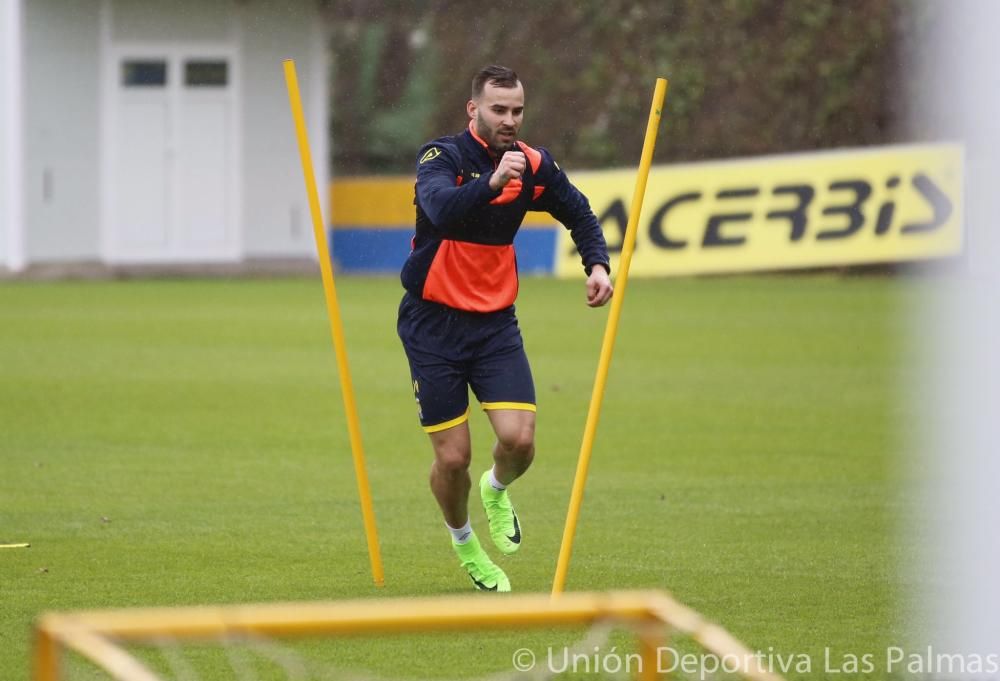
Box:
[400,122,610,312]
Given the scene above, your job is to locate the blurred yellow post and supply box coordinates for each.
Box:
[552,78,668,596]
[283,59,384,587]
[33,629,58,681]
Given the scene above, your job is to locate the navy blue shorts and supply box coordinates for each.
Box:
[397,293,536,432]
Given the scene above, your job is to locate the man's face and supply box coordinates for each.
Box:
[468,81,524,153]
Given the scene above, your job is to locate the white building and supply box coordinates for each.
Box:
[0,0,328,274]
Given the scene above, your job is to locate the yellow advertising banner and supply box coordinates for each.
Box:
[557,144,963,277]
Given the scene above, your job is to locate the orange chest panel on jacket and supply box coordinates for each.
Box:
[422,240,518,312]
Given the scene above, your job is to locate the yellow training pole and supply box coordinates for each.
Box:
[553,78,668,596]
[283,59,384,587]
[32,628,58,681]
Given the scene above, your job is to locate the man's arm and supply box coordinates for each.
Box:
[531,153,610,274]
[415,143,500,228]
[531,151,613,305]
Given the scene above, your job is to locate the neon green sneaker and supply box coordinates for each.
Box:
[453,532,510,592]
[480,471,521,555]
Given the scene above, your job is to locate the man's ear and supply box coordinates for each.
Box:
[466,99,477,120]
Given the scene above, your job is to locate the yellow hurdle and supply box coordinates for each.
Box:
[34,590,785,681]
[283,59,384,588]
[552,78,669,596]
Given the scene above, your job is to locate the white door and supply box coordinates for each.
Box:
[113,58,171,253]
[174,58,232,252]
[107,50,238,262]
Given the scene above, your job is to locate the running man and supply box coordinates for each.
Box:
[397,65,612,592]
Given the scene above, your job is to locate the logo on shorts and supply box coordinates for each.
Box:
[413,380,422,419]
[419,147,442,164]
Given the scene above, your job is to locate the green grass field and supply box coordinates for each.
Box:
[1,274,914,679]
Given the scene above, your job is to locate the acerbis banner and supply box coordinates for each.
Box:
[557,143,963,277]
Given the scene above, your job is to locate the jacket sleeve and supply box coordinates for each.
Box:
[530,149,611,274]
[414,141,500,229]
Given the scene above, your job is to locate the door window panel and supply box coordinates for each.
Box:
[122,60,167,87]
[184,60,228,87]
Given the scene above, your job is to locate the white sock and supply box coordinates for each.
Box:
[447,519,473,544]
[488,467,507,491]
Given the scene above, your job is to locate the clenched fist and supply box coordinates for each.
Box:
[489,151,526,191]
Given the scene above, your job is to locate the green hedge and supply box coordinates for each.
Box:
[328,0,910,174]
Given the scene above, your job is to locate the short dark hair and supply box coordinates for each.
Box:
[471,65,519,99]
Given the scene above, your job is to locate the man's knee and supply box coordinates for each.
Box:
[432,438,472,474]
[497,419,535,456]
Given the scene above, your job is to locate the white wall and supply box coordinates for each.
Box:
[13,0,324,268]
[108,0,323,262]
[22,0,101,262]
[1,0,24,271]
[238,0,325,258]
[111,0,230,42]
